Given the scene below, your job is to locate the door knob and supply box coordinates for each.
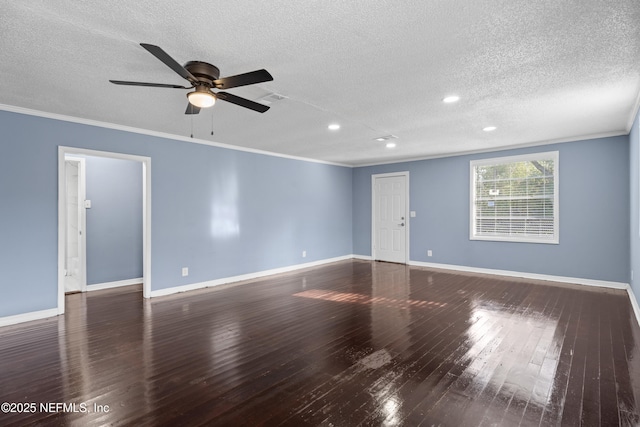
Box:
[399,222,405,227]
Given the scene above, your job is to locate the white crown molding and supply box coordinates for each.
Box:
[355,130,626,167]
[0,103,351,168]
[5,103,631,170]
[626,86,640,133]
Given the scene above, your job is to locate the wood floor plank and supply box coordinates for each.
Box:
[599,293,621,426]
[517,284,567,426]
[471,287,554,427]
[259,271,487,426]
[558,291,590,425]
[279,274,498,426]
[539,290,583,426]
[400,279,536,426]
[608,293,640,425]
[580,294,601,425]
[422,281,555,426]
[0,260,639,426]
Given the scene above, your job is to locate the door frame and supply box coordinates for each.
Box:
[57,146,152,315]
[64,156,87,293]
[371,171,410,263]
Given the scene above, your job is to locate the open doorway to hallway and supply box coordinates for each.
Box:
[58,147,152,314]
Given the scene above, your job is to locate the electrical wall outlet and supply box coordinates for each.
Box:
[427,250,433,257]
[181,267,189,277]
[302,250,307,258]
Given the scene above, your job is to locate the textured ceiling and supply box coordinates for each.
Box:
[1,1,639,165]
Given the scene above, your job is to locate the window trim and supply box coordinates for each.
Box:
[469,151,559,244]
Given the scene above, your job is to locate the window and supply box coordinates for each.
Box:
[470,151,559,244]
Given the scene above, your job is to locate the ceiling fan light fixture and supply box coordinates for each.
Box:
[187,88,216,108]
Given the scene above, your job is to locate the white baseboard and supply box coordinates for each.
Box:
[5,258,635,329]
[627,285,640,328]
[409,260,628,290]
[149,255,353,297]
[0,308,59,327]
[412,260,640,326]
[87,277,143,292]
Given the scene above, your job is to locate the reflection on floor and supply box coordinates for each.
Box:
[0,260,639,426]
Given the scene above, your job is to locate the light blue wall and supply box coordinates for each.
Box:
[0,110,353,317]
[151,143,353,285]
[1,105,635,320]
[0,122,58,317]
[630,108,640,304]
[84,156,143,285]
[354,136,630,284]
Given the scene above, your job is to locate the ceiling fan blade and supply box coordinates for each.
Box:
[109,80,189,89]
[185,103,201,115]
[140,43,198,83]
[216,92,270,113]
[213,69,273,90]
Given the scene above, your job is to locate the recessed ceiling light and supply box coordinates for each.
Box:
[386,142,397,148]
[328,123,340,131]
[442,95,460,103]
[483,126,497,132]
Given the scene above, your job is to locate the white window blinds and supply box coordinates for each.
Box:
[470,151,559,244]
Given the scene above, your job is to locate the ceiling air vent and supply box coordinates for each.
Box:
[258,93,287,105]
[373,135,398,142]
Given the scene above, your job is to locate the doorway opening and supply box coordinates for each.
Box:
[57,147,152,315]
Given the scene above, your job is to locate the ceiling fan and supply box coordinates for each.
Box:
[110,43,273,114]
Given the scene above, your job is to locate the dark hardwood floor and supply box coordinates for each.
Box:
[1,260,639,426]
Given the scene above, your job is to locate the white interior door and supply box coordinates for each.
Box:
[373,173,408,263]
[64,157,86,293]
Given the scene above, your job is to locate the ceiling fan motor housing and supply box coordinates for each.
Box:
[184,61,220,85]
